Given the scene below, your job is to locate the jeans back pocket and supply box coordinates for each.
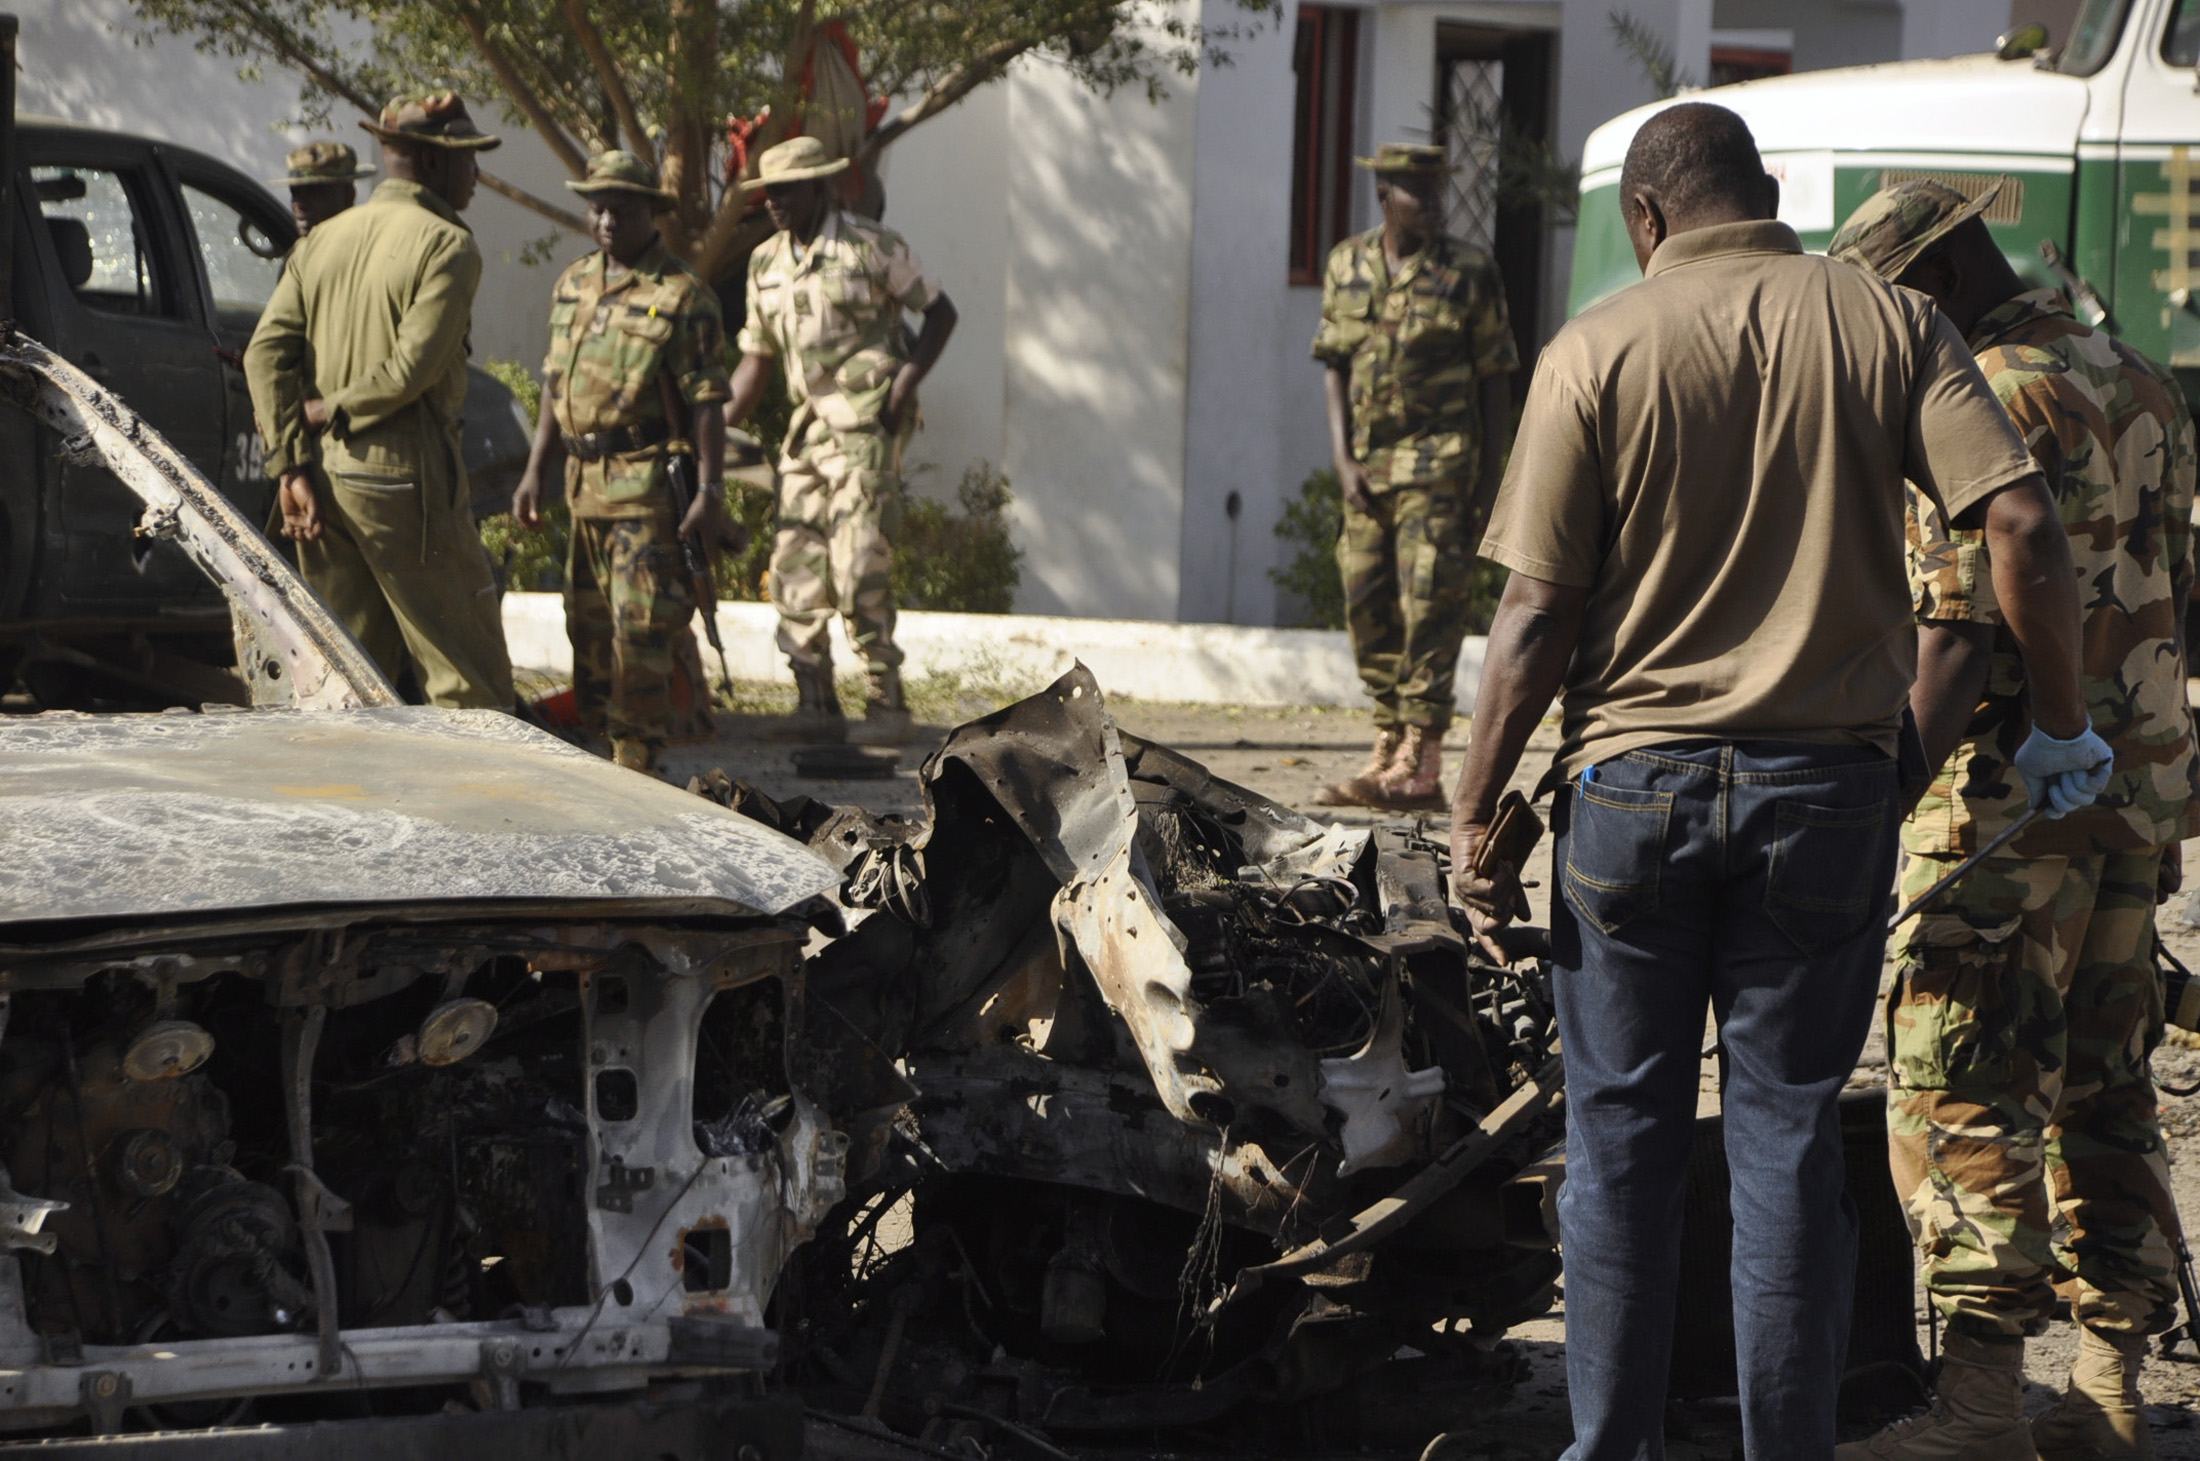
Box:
[1561,782,1675,937]
[1764,799,1891,956]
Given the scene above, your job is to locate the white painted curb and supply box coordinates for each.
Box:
[502,592,1486,712]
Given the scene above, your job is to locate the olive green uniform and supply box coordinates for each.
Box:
[542,240,730,771]
[245,178,513,708]
[738,210,940,691]
[1312,228,1516,731]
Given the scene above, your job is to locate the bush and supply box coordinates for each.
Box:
[894,464,1023,613]
[1270,469,1346,629]
[1268,468,1509,633]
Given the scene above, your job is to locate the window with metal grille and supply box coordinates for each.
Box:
[1289,4,1359,285]
[1875,169,2026,224]
[1440,57,1503,252]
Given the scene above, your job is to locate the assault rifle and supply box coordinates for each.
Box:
[656,369,733,699]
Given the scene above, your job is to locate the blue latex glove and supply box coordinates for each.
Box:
[2013,720,2114,819]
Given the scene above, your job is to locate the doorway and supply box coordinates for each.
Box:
[1434,22,1557,393]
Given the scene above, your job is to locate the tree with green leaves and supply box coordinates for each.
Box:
[131,0,1272,283]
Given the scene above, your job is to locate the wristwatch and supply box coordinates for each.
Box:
[700,479,726,500]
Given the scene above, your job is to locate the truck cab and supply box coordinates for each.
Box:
[0,117,529,706]
[1570,0,2200,405]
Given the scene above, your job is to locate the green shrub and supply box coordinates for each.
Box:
[894,464,1023,613]
[1270,469,1346,629]
[481,357,541,422]
[1268,468,1509,633]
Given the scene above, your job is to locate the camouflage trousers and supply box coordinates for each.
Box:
[1886,847,2180,1340]
[566,512,710,772]
[772,419,902,687]
[1337,475,1471,730]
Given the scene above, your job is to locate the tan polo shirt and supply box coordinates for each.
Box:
[1480,220,2038,777]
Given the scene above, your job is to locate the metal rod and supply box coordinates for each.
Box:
[1886,808,2042,932]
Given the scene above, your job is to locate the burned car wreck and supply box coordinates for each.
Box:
[713,665,1569,1450]
[0,323,1919,1457]
[0,332,847,1456]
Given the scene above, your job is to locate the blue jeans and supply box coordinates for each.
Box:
[1552,741,1900,1461]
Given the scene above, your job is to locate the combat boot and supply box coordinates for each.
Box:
[1374,724,1448,811]
[1835,1331,2039,1461]
[2031,1327,2156,1460]
[1316,725,1402,807]
[854,669,913,744]
[790,660,845,740]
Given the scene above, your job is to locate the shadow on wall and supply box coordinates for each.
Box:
[1003,48,1197,621]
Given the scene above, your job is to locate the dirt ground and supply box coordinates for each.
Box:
[659,687,2200,1461]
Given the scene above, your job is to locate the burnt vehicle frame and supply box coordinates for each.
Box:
[0,326,842,1457]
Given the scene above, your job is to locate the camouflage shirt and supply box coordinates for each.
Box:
[543,239,729,520]
[737,210,939,445]
[1310,229,1517,489]
[1905,287,2200,855]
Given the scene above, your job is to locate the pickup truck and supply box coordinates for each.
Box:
[0,113,529,707]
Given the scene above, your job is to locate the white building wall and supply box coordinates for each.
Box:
[874,86,1010,507]
[1180,12,1300,625]
[997,20,1201,620]
[15,0,569,370]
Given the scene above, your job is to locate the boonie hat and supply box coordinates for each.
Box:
[1354,141,1458,176]
[566,149,675,208]
[739,135,851,193]
[1828,178,2005,282]
[271,141,375,188]
[359,91,501,151]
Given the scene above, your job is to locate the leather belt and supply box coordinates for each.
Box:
[562,418,672,462]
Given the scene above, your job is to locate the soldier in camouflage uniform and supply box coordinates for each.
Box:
[725,135,958,739]
[1312,142,1516,811]
[512,150,729,774]
[1831,181,2200,1461]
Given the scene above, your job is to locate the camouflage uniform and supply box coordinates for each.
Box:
[1887,286,2200,1343]
[1311,228,1515,730]
[738,210,940,692]
[543,222,730,772]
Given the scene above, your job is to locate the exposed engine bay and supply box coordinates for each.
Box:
[704,666,1569,1450]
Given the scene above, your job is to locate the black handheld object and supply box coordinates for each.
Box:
[655,368,733,699]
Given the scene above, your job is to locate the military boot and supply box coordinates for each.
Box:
[2031,1327,2156,1461]
[852,668,913,744]
[1835,1331,2039,1461]
[790,660,846,740]
[1374,724,1448,811]
[1317,725,1402,807]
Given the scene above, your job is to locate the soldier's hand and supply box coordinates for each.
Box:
[302,397,330,432]
[277,470,322,542]
[511,473,543,530]
[679,489,718,544]
[2162,844,2186,905]
[1337,460,1375,514]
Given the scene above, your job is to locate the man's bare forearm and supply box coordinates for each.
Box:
[724,354,771,430]
[1451,575,1588,828]
[1974,476,2087,737]
[1322,367,1354,471]
[1909,620,1994,776]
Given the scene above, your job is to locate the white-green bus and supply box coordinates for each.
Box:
[1570,0,2200,402]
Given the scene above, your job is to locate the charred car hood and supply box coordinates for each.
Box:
[0,706,838,935]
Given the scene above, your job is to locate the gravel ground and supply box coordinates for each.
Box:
[659,688,2200,1460]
